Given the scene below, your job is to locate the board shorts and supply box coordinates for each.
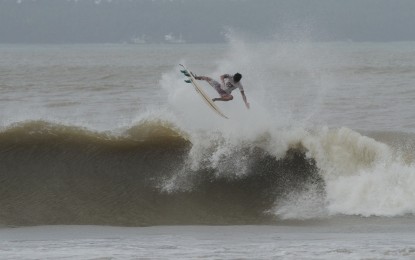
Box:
[207,79,233,99]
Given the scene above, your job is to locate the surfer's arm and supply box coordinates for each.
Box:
[220,74,230,86]
[241,91,250,109]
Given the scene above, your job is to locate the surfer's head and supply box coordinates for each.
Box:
[233,73,242,82]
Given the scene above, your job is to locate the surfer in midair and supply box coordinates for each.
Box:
[194,73,250,109]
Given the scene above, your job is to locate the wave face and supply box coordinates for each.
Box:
[1,120,415,226]
[0,120,322,226]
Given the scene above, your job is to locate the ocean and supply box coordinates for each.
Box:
[0,40,415,259]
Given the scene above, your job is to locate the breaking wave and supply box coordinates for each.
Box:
[0,119,414,226]
[2,33,415,226]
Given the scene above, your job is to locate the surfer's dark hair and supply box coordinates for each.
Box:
[233,73,242,82]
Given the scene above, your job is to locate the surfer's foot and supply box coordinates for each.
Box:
[191,72,202,80]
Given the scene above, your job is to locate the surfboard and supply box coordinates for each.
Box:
[179,64,228,119]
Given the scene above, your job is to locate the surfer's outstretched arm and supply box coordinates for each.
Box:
[241,91,250,109]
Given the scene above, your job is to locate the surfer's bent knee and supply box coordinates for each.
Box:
[221,94,233,101]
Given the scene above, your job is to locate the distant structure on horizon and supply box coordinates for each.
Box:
[129,34,148,44]
[164,33,186,44]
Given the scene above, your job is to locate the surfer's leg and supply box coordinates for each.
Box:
[198,78,232,101]
[194,76,211,81]
[213,94,233,102]
[206,79,228,96]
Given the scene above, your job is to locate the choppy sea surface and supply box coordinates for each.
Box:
[0,41,415,259]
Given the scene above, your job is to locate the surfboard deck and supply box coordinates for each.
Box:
[179,64,228,119]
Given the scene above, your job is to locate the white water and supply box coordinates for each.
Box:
[157,37,415,219]
[1,34,415,258]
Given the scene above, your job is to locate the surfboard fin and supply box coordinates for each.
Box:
[180,69,191,77]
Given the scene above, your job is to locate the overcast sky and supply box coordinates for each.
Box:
[0,0,414,44]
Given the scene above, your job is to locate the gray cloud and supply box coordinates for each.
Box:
[0,0,414,43]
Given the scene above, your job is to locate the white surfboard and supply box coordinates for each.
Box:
[179,64,228,119]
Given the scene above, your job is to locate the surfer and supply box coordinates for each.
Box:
[194,73,250,109]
